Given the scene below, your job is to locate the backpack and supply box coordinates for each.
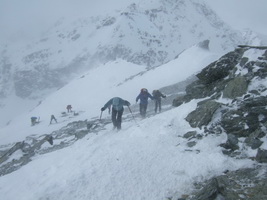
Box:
[153,90,160,97]
[112,97,123,111]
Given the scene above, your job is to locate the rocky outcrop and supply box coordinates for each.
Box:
[173,47,267,144]
[187,166,267,200]
[0,117,111,176]
[172,47,267,200]
[185,100,221,128]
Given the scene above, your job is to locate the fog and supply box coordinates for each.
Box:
[0,0,267,44]
[0,0,133,43]
[205,0,267,35]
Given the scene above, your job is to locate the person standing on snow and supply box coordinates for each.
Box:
[101,97,131,130]
[66,105,72,113]
[50,114,57,124]
[31,116,38,126]
[152,89,166,113]
[136,88,154,118]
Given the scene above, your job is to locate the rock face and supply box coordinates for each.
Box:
[185,99,221,128]
[172,46,267,200]
[173,47,267,142]
[188,166,267,200]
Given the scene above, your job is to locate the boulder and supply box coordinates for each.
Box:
[244,137,263,149]
[183,131,197,139]
[185,100,221,128]
[220,134,239,151]
[223,76,248,99]
[188,167,267,200]
[196,50,244,85]
[256,149,267,163]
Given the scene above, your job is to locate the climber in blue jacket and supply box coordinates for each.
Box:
[136,88,154,118]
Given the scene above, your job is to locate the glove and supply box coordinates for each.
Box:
[127,102,131,106]
[101,107,105,111]
[163,95,166,98]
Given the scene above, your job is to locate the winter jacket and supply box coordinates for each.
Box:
[103,97,130,111]
[152,90,166,100]
[136,91,153,105]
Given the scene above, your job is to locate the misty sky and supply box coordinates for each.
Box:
[0,0,266,43]
[205,0,267,35]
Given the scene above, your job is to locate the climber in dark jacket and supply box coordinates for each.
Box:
[136,88,154,118]
[101,97,130,130]
[152,90,166,113]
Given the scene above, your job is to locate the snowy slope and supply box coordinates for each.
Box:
[0,42,262,200]
[0,1,265,199]
[0,0,251,127]
[0,103,252,200]
[0,44,217,145]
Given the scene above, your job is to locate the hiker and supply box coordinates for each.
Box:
[101,97,130,130]
[136,88,154,118]
[66,105,72,113]
[31,116,38,126]
[152,89,166,113]
[50,114,57,124]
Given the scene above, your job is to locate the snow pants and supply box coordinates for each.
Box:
[154,99,162,113]
[139,103,148,118]
[112,107,124,130]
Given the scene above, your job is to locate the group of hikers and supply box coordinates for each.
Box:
[31,114,58,126]
[31,88,166,130]
[101,88,166,131]
[31,105,73,126]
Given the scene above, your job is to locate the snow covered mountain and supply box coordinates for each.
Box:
[0,0,257,126]
[1,1,267,199]
[1,44,267,200]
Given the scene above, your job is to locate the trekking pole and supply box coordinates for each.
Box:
[100,111,103,121]
[128,106,138,125]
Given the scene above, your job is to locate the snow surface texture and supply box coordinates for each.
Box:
[0,46,256,200]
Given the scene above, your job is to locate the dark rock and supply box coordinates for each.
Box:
[222,76,248,99]
[244,137,263,149]
[249,128,266,138]
[185,99,221,128]
[220,134,239,151]
[172,96,185,107]
[187,141,197,147]
[256,149,267,163]
[197,40,210,50]
[183,131,197,139]
[240,57,249,67]
[248,90,260,95]
[220,103,266,137]
[188,167,267,200]
[196,50,244,85]
[188,178,224,200]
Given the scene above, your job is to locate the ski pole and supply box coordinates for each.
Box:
[100,111,103,121]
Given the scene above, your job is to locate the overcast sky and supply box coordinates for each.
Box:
[0,0,266,43]
[205,0,267,35]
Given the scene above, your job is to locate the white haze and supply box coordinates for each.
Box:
[205,0,267,36]
[1,0,267,43]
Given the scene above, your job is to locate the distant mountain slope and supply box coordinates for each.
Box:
[0,0,259,128]
[0,0,245,99]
